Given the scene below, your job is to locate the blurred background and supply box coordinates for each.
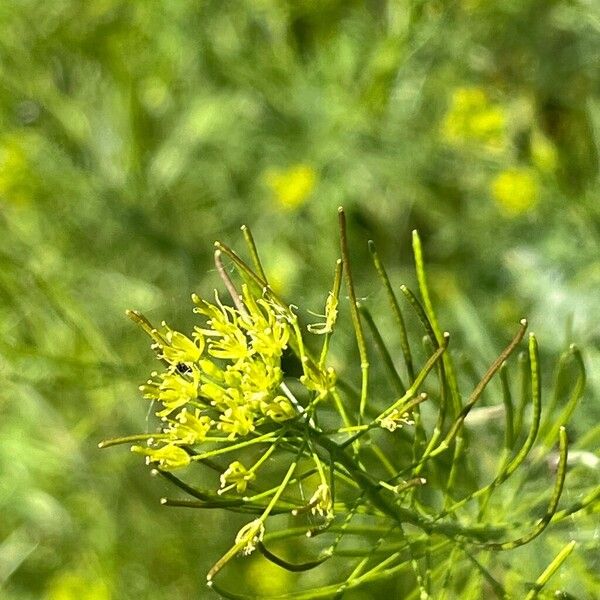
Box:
[0,1,599,598]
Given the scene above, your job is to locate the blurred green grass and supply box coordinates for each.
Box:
[0,1,599,598]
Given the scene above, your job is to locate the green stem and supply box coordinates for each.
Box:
[500,362,514,451]
[98,433,169,448]
[504,334,541,478]
[338,207,369,422]
[190,431,277,461]
[524,540,576,600]
[429,319,527,458]
[359,304,406,395]
[368,239,415,380]
[541,345,585,448]
[241,225,268,283]
[411,230,461,416]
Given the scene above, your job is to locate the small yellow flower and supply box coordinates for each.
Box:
[248,314,290,357]
[166,409,212,444]
[380,409,414,432]
[140,367,200,418]
[238,358,283,404]
[260,395,296,422]
[131,443,191,470]
[218,404,256,438]
[193,294,250,362]
[219,460,256,494]
[491,168,540,216]
[265,164,316,210]
[160,324,204,365]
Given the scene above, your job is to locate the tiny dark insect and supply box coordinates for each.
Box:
[176,362,192,374]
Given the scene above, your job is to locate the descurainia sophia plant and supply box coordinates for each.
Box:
[100,208,599,599]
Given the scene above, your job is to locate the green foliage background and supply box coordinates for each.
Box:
[0,1,598,598]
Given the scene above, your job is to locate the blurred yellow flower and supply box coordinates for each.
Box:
[265,164,316,209]
[491,168,540,216]
[442,87,506,150]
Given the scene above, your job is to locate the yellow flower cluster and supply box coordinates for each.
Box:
[442,87,506,150]
[131,285,297,470]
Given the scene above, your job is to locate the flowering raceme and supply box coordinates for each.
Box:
[125,284,300,470]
